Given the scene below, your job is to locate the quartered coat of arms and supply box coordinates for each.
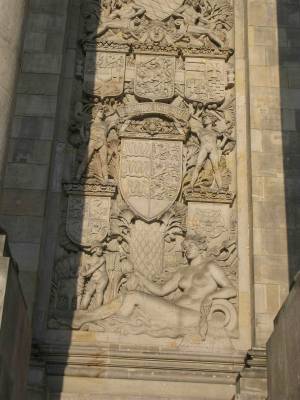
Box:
[49,0,239,352]
[119,139,182,221]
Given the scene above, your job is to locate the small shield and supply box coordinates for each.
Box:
[185,58,226,104]
[134,55,175,101]
[84,51,125,97]
[119,138,182,221]
[134,0,184,20]
[66,195,110,247]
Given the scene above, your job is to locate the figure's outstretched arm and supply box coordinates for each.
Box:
[136,271,181,296]
[132,5,145,18]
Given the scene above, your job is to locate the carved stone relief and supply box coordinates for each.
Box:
[49,0,237,350]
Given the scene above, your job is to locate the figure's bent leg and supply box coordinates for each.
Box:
[99,145,108,180]
[80,284,96,310]
[72,297,123,329]
[118,291,145,317]
[206,31,224,47]
[190,148,209,189]
[76,147,94,180]
[94,277,109,307]
[210,151,222,189]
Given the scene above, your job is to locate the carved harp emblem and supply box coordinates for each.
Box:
[83,51,126,97]
[185,58,226,105]
[134,55,175,101]
[119,138,182,221]
[66,195,110,247]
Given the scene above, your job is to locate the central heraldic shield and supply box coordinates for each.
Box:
[120,139,182,221]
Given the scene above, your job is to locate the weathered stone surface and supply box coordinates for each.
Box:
[8,138,52,165]
[23,32,47,52]
[3,163,49,190]
[11,116,55,140]
[0,234,31,400]
[15,94,57,117]
[1,0,299,398]
[0,0,28,184]
[22,53,63,74]
[267,273,300,400]
[0,189,46,216]
[0,216,43,244]
[17,73,60,95]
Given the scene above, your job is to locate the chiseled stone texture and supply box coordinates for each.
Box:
[247,0,300,347]
[267,273,300,400]
[0,0,72,317]
[0,234,31,400]
[48,376,236,400]
[0,0,28,184]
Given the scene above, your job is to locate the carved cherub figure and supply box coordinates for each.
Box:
[189,114,224,191]
[86,0,145,41]
[174,18,224,48]
[78,242,108,310]
[76,109,109,182]
[173,0,224,48]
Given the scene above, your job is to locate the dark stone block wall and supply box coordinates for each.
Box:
[267,273,300,400]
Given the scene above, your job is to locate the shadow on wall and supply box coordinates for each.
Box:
[278,0,300,282]
[28,1,107,397]
[0,233,31,400]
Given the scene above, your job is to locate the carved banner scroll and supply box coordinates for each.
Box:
[134,55,175,101]
[66,195,110,247]
[185,58,226,104]
[84,51,126,97]
[119,139,182,221]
